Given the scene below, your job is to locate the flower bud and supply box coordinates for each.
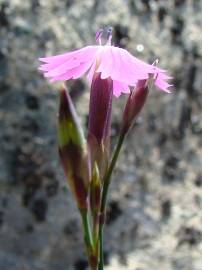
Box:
[121,80,149,134]
[58,86,90,210]
[88,73,113,177]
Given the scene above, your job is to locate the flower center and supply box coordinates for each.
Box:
[95,27,113,46]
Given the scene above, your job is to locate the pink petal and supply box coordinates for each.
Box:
[38,58,78,72]
[87,60,97,84]
[44,59,81,77]
[155,78,172,93]
[97,46,153,86]
[39,46,100,81]
[153,69,172,93]
[48,61,94,82]
[113,80,130,97]
[39,46,98,64]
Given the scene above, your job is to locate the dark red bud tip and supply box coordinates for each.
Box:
[59,87,70,120]
[58,86,85,147]
[59,87,80,128]
[122,80,149,134]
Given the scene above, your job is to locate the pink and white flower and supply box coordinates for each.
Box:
[39,29,172,97]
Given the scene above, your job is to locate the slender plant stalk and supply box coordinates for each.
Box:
[98,131,126,270]
[80,209,95,270]
[92,212,100,268]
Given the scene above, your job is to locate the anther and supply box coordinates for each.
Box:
[106,26,113,45]
[150,59,159,82]
[95,29,103,45]
[152,59,159,66]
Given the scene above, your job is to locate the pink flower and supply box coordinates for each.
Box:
[39,29,172,97]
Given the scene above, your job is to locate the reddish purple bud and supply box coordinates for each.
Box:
[58,87,90,210]
[88,73,113,146]
[88,73,113,176]
[122,80,149,134]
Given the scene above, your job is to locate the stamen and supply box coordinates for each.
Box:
[146,59,160,90]
[152,59,159,66]
[95,29,103,45]
[106,27,113,45]
[152,59,159,81]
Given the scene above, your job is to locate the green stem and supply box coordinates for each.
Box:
[92,212,100,269]
[101,132,125,210]
[98,226,104,270]
[80,209,94,269]
[98,131,126,270]
[92,212,99,246]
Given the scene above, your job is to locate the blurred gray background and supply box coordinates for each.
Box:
[0,0,202,269]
